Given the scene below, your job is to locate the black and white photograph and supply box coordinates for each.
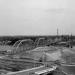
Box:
[0,0,75,75]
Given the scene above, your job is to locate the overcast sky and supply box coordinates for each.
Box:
[0,0,75,35]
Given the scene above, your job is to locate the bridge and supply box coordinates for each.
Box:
[5,65,57,75]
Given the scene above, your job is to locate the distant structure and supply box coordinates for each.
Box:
[70,33,73,48]
[55,28,60,42]
[57,28,59,36]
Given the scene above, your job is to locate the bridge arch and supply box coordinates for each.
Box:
[12,39,34,54]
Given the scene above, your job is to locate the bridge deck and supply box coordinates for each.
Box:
[5,66,57,75]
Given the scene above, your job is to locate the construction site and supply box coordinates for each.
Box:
[0,35,74,75]
[0,0,75,74]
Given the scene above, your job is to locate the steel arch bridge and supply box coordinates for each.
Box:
[10,38,49,54]
[10,39,34,54]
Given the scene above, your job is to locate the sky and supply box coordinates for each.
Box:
[0,0,75,35]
